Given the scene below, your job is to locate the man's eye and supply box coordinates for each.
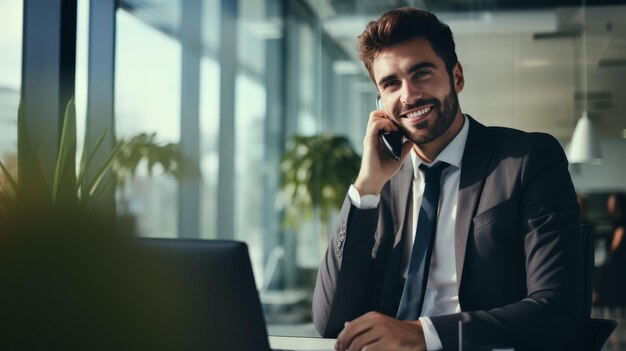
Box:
[414,71,432,79]
[383,81,399,89]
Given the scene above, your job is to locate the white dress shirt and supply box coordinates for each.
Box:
[348,115,469,350]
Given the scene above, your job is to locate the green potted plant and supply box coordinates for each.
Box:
[0,99,182,231]
[276,133,361,255]
[112,132,183,235]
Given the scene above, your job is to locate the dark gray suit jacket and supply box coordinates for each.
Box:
[312,117,583,350]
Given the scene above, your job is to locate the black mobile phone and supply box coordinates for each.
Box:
[376,96,403,161]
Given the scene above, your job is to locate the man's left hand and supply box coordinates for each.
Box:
[334,312,426,351]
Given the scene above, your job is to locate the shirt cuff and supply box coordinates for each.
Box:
[419,317,443,350]
[347,184,380,209]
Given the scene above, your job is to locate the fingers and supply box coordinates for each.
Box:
[400,140,415,161]
[367,109,387,124]
[367,110,399,135]
[335,313,426,351]
[336,320,370,351]
[346,328,382,351]
[354,110,407,196]
[335,312,383,351]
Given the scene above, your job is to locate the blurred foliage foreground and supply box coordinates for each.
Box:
[1,209,194,349]
[0,100,190,349]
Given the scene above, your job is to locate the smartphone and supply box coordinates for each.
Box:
[376,96,403,161]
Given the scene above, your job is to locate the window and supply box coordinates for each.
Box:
[0,1,23,173]
[115,6,182,238]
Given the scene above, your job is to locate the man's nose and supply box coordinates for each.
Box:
[400,81,422,105]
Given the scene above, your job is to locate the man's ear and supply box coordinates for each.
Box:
[453,62,464,93]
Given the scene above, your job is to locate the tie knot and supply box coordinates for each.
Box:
[419,162,450,183]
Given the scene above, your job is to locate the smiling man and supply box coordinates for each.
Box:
[312,7,583,351]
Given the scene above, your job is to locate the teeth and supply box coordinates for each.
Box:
[406,106,431,118]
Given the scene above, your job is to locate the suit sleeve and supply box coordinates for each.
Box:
[311,194,382,337]
[430,133,583,350]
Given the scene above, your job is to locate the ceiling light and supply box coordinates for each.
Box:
[568,111,602,164]
[567,1,602,165]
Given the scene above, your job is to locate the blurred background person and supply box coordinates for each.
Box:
[594,192,626,310]
[607,193,626,259]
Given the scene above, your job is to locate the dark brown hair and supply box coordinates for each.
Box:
[357,7,458,82]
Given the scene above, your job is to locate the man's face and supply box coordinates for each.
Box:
[371,37,464,145]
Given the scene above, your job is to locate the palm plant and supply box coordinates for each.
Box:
[276,134,361,253]
[0,99,182,227]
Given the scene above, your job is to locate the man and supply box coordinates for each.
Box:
[312,7,583,351]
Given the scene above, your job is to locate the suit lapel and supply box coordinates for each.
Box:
[455,116,494,292]
[380,157,413,315]
[390,157,414,247]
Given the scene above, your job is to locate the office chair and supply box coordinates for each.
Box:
[570,224,617,351]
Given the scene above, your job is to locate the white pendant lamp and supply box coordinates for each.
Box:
[567,0,602,164]
[568,111,602,164]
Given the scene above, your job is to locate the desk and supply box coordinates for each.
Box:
[269,336,336,350]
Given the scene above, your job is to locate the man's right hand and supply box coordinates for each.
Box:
[353,109,414,196]
[334,312,426,351]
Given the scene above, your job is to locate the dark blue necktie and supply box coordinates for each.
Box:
[396,162,449,320]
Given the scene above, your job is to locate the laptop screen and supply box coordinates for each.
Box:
[136,238,272,351]
[1,234,274,350]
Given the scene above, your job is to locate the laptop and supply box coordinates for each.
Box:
[1,236,330,349]
[134,239,273,350]
[136,238,319,351]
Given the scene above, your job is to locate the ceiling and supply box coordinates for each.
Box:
[307,0,626,140]
[119,0,626,141]
[326,0,626,14]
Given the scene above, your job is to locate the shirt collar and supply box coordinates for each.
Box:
[411,114,470,174]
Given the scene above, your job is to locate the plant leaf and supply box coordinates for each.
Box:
[86,141,123,198]
[277,133,361,231]
[85,173,116,211]
[0,160,18,192]
[77,130,109,195]
[52,98,77,205]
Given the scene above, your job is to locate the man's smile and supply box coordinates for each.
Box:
[400,104,433,124]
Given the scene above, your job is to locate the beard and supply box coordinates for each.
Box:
[395,86,460,146]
